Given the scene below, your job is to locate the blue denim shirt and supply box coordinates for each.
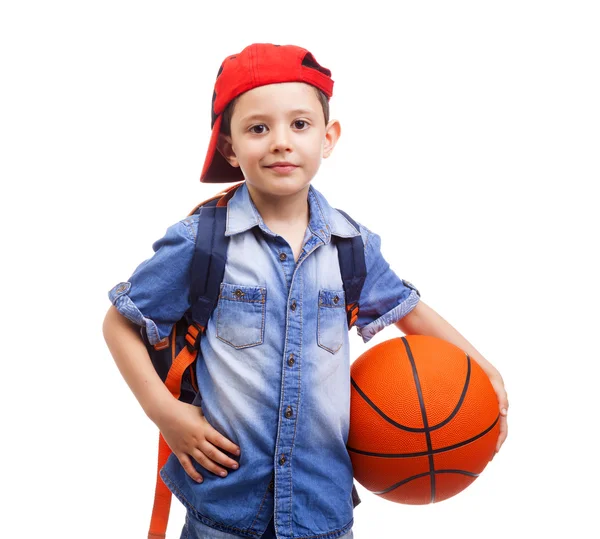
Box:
[108,183,420,539]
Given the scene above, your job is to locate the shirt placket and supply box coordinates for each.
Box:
[273,231,324,538]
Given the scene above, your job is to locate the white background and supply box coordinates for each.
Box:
[2,1,598,538]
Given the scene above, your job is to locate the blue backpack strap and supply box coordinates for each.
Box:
[187,185,242,349]
[335,209,367,330]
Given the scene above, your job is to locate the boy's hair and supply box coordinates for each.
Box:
[220,86,330,137]
[200,43,334,184]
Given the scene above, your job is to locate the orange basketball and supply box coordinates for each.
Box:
[348,335,499,504]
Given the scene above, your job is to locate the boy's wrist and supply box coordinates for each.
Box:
[146,392,180,427]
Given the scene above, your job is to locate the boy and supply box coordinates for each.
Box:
[103,43,508,539]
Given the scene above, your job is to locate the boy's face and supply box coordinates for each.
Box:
[216,82,340,199]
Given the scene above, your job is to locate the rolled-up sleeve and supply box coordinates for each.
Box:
[108,217,197,345]
[355,227,421,343]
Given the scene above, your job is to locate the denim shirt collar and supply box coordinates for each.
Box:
[225,182,360,242]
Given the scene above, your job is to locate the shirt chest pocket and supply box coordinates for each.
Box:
[317,289,347,354]
[216,283,267,349]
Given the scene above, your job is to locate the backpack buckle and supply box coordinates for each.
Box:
[346,302,359,329]
[153,337,170,351]
[185,323,204,353]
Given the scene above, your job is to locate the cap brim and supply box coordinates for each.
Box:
[200,115,245,183]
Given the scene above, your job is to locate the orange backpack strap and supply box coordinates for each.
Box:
[148,323,204,538]
[148,433,174,539]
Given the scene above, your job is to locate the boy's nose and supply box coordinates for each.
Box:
[269,128,293,153]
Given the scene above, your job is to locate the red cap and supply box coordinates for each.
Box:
[200,43,335,183]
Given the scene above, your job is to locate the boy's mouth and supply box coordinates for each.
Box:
[265,162,299,174]
[266,161,298,168]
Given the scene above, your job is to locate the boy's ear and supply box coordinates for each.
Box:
[216,133,240,167]
[322,119,341,159]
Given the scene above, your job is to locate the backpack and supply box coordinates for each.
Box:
[141,182,366,539]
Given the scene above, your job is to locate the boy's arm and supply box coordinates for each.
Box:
[102,305,178,425]
[102,305,241,481]
[394,300,508,455]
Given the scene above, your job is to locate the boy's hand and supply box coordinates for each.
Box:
[488,372,508,458]
[156,400,241,482]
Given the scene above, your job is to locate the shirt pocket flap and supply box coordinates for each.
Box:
[220,283,266,303]
[318,289,345,308]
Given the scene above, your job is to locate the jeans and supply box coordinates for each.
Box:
[180,513,354,539]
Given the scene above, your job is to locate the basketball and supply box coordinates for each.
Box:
[348,335,499,504]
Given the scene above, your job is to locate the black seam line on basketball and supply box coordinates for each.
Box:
[346,414,499,458]
[431,353,472,430]
[435,469,479,477]
[372,471,430,495]
[350,353,469,433]
[350,378,423,432]
[372,469,480,496]
[401,337,435,503]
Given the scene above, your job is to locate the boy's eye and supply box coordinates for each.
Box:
[249,120,309,134]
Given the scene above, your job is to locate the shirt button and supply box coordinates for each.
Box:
[268,480,274,491]
[333,295,340,304]
[290,300,297,311]
[116,284,126,293]
[279,252,287,261]
[284,406,293,419]
[287,354,295,366]
[279,454,286,466]
[234,289,244,298]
